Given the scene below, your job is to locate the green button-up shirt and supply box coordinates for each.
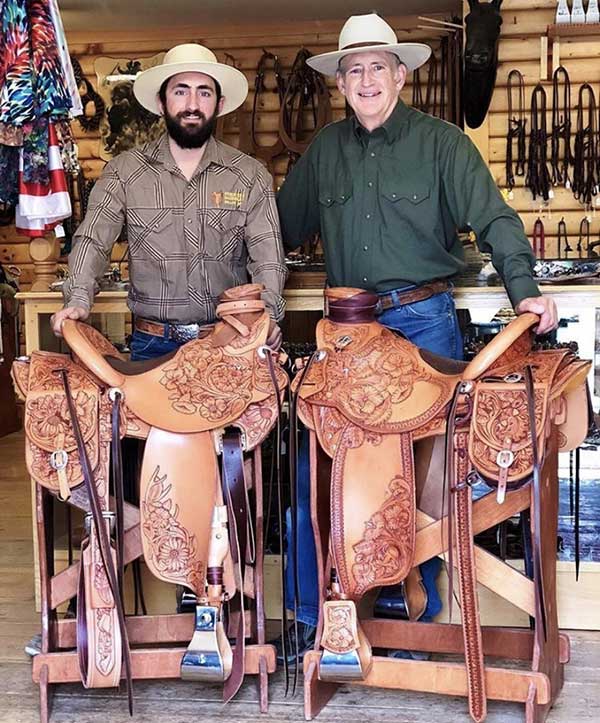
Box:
[277,100,539,307]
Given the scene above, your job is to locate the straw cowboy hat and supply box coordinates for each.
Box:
[306,13,431,76]
[133,43,248,117]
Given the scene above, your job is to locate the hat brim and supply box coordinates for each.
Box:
[133,61,248,117]
[306,43,431,76]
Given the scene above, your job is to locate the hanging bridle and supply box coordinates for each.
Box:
[550,65,573,188]
[506,69,527,192]
[557,216,572,260]
[532,217,545,260]
[572,83,597,208]
[412,53,439,116]
[279,48,332,167]
[525,84,551,201]
[577,216,591,258]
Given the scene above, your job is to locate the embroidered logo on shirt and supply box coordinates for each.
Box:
[212,190,245,209]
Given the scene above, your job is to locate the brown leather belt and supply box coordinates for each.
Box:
[377,280,450,311]
[134,317,211,344]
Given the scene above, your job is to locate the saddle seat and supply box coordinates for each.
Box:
[63,284,288,434]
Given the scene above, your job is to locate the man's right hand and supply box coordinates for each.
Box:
[51,306,89,337]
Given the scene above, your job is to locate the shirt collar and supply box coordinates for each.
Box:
[351,99,410,145]
[148,133,225,176]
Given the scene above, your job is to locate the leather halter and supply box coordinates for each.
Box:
[525,84,551,202]
[279,48,332,161]
[573,83,598,209]
[505,69,526,192]
[551,66,572,188]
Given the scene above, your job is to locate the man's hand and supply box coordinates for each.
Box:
[51,306,89,337]
[515,295,558,335]
[267,319,283,351]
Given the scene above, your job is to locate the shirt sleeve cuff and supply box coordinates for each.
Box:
[506,277,541,308]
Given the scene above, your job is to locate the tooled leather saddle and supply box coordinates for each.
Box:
[13,284,288,712]
[293,287,590,722]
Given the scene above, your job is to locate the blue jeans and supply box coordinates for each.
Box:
[286,289,463,625]
[129,328,183,361]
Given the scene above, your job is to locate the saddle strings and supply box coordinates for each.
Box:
[550,66,572,188]
[573,83,598,209]
[506,69,527,192]
[525,84,552,202]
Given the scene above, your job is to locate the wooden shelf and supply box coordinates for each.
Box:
[547,22,600,40]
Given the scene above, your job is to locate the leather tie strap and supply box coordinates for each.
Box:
[60,371,133,714]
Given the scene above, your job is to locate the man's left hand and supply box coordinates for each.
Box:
[267,319,283,351]
[515,295,558,335]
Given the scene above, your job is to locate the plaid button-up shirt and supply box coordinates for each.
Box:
[64,133,287,323]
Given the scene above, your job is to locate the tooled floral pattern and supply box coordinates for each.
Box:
[75,323,121,358]
[95,608,116,676]
[27,352,90,393]
[27,436,97,491]
[322,602,356,654]
[26,390,96,449]
[93,561,114,607]
[311,331,426,425]
[253,355,288,395]
[351,472,414,596]
[234,399,277,449]
[142,466,204,592]
[474,389,544,447]
[159,344,254,420]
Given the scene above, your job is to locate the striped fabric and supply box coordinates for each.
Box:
[15,122,71,237]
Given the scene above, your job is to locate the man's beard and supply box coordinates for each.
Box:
[164,108,218,149]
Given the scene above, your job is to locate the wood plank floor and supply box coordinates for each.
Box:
[1,430,599,723]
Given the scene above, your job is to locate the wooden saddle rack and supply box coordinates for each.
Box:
[292,287,590,723]
[13,283,288,721]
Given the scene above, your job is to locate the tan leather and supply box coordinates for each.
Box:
[295,286,591,716]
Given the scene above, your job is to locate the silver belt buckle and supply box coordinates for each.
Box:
[171,323,200,343]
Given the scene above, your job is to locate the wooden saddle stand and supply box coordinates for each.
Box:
[12,284,288,722]
[292,287,591,723]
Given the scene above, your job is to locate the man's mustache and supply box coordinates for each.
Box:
[177,111,207,121]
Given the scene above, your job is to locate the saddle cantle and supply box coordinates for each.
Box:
[294,287,590,722]
[14,283,287,716]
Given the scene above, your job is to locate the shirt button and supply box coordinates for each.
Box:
[340,194,345,200]
[362,276,368,282]
[187,218,192,224]
[368,182,373,187]
[363,245,368,251]
[370,152,375,158]
[391,193,397,199]
[366,213,371,219]
[413,194,418,200]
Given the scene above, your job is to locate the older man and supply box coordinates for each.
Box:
[52,43,287,356]
[276,12,557,658]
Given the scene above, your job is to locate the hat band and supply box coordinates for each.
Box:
[340,41,392,50]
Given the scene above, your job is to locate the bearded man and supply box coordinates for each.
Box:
[52,43,286,355]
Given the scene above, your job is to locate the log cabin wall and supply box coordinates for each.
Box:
[473,0,600,260]
[1,14,453,293]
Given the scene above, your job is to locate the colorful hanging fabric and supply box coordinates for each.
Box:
[49,0,82,116]
[29,0,72,118]
[15,121,71,237]
[0,145,19,205]
[0,0,35,127]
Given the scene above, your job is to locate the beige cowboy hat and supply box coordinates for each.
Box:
[133,43,248,117]
[306,13,431,76]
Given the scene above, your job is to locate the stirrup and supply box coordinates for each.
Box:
[180,604,232,682]
[318,599,372,682]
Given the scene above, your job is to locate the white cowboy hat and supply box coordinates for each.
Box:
[306,13,431,76]
[133,43,248,117]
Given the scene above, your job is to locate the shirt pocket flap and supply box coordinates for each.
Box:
[382,180,430,205]
[318,185,353,207]
[128,208,173,233]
